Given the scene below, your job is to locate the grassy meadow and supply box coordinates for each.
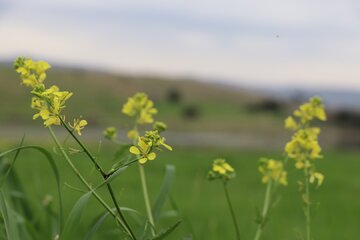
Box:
[2,144,360,239]
[1,62,360,239]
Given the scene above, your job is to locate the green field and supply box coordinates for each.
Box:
[1,62,358,240]
[2,142,359,239]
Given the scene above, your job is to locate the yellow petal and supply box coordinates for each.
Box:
[138,138,149,152]
[129,146,140,155]
[148,152,156,160]
[139,158,148,164]
[79,120,88,127]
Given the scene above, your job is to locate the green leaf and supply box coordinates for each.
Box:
[152,165,176,224]
[151,221,181,240]
[61,192,92,239]
[0,191,21,240]
[94,166,129,190]
[84,211,110,240]
[85,207,140,240]
[0,145,64,235]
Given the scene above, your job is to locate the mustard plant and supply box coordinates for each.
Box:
[254,158,287,240]
[120,93,173,236]
[284,97,326,240]
[208,159,240,240]
[14,57,136,239]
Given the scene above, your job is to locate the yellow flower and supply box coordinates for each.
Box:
[14,57,78,129]
[127,129,139,140]
[129,128,172,164]
[129,137,156,164]
[208,159,235,181]
[32,85,72,127]
[285,116,298,130]
[258,158,287,186]
[122,93,158,124]
[14,57,51,88]
[144,130,173,151]
[284,96,326,186]
[309,171,324,187]
[70,118,88,136]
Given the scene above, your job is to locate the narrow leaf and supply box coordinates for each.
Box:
[151,221,181,240]
[61,192,92,239]
[0,191,20,240]
[152,165,176,223]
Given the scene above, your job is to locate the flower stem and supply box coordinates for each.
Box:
[223,181,241,240]
[139,164,156,236]
[254,180,272,240]
[58,117,136,239]
[48,126,136,240]
[304,167,311,240]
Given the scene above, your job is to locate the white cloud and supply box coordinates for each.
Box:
[1,0,360,91]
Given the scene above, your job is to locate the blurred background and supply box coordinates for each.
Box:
[1,1,360,239]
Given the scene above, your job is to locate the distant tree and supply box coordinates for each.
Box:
[167,88,182,104]
[246,98,284,113]
[333,110,360,128]
[182,105,200,120]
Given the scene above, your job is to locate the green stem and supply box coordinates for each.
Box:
[48,127,135,239]
[132,120,156,236]
[139,164,156,236]
[254,180,272,240]
[59,118,136,240]
[304,167,311,240]
[59,117,106,176]
[223,181,241,240]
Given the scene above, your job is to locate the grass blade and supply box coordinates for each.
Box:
[0,145,64,235]
[0,191,20,240]
[152,165,176,224]
[151,221,181,240]
[62,192,92,239]
[85,207,141,240]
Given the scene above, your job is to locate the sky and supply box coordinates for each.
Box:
[1,0,360,91]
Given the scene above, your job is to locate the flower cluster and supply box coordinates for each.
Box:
[14,57,87,135]
[208,159,235,181]
[258,158,287,186]
[70,118,88,136]
[122,93,158,125]
[130,130,172,164]
[284,97,326,186]
[122,93,172,164]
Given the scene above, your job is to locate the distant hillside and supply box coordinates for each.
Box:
[0,63,288,133]
[2,63,358,149]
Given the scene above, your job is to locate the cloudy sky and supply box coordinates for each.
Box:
[1,0,360,90]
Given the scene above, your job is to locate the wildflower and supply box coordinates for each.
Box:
[14,57,73,127]
[70,118,88,136]
[258,158,287,186]
[130,137,157,164]
[153,121,167,132]
[122,93,158,124]
[208,159,235,181]
[284,116,297,130]
[103,127,117,140]
[284,96,326,186]
[143,130,173,151]
[309,171,324,187]
[129,130,172,164]
[293,96,326,124]
[14,57,50,88]
[127,129,139,140]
